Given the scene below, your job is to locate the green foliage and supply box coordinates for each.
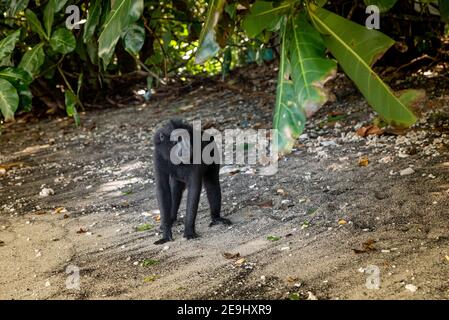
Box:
[0,78,19,121]
[195,0,442,155]
[310,4,418,127]
[194,0,226,64]
[0,0,445,154]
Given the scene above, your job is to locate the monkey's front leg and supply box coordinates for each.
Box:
[184,175,202,240]
[154,171,173,245]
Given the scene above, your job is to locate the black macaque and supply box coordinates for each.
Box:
[153,119,231,245]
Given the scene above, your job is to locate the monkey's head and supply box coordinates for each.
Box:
[154,119,193,163]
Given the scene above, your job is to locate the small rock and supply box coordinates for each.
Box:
[405,284,417,293]
[39,188,54,197]
[307,291,318,300]
[400,168,415,176]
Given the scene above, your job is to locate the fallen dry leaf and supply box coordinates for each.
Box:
[223,252,240,260]
[287,276,298,283]
[356,125,384,137]
[34,211,47,215]
[353,239,377,254]
[358,157,369,167]
[76,228,87,234]
[235,258,246,265]
[338,219,348,225]
[256,200,273,208]
[153,215,161,222]
[54,207,66,214]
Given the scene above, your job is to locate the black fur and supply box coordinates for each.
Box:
[153,119,231,244]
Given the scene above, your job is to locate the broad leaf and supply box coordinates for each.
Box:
[0,29,21,63]
[273,15,337,155]
[18,43,45,77]
[123,23,145,55]
[287,15,337,117]
[242,1,290,38]
[309,5,418,126]
[43,0,69,38]
[364,0,398,12]
[50,28,76,54]
[25,9,48,41]
[83,0,102,43]
[0,78,19,121]
[98,0,143,69]
[194,0,226,64]
[0,67,33,85]
[0,67,33,110]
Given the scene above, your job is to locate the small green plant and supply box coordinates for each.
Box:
[142,259,160,267]
[136,223,153,232]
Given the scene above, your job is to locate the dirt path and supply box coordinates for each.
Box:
[1,73,449,299]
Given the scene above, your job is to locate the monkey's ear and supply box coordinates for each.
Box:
[159,132,165,142]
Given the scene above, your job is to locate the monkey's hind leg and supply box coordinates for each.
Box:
[170,176,185,225]
[154,171,174,245]
[204,170,232,227]
[184,176,202,240]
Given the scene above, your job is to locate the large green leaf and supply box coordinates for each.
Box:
[123,23,145,55]
[194,0,226,64]
[0,67,33,85]
[18,43,45,77]
[364,0,398,12]
[309,5,418,127]
[273,15,337,155]
[0,29,21,62]
[287,15,337,117]
[83,0,102,43]
[25,9,48,41]
[98,0,143,69]
[50,28,76,54]
[273,18,305,155]
[43,0,69,38]
[0,78,19,121]
[242,1,291,38]
[0,67,33,110]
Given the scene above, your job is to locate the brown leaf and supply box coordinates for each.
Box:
[256,200,273,208]
[76,228,87,234]
[223,252,241,260]
[34,211,47,215]
[356,125,384,137]
[352,239,377,254]
[0,162,25,172]
[54,207,66,214]
[358,157,369,167]
[153,215,161,222]
[287,276,298,283]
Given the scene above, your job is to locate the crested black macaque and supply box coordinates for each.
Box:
[153,119,231,244]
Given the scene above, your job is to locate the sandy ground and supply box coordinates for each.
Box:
[1,71,449,300]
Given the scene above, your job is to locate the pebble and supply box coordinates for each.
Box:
[39,188,54,197]
[400,168,415,176]
[405,284,417,293]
